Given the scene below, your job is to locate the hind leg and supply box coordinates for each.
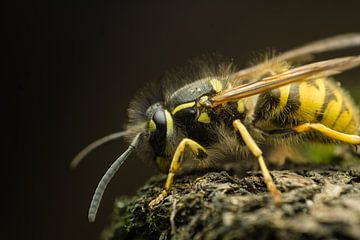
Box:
[293,123,360,144]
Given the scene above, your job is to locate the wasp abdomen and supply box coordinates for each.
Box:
[254,78,359,135]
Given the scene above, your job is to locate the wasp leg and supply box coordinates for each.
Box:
[233,119,282,203]
[293,123,360,144]
[149,138,207,209]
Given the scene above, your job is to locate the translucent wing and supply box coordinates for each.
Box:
[210,55,360,107]
[231,33,360,82]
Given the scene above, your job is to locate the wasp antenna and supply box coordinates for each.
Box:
[87,132,141,222]
[70,131,127,169]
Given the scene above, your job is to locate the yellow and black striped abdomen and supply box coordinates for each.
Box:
[253,78,359,134]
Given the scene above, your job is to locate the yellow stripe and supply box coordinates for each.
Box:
[333,103,352,132]
[344,118,357,134]
[272,85,290,115]
[277,85,290,112]
[164,110,174,139]
[297,79,326,122]
[171,102,196,115]
[237,100,245,113]
[321,89,343,127]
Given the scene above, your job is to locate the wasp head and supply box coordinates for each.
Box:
[143,102,175,173]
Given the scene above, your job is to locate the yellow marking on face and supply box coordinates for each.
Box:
[171,102,196,115]
[164,110,174,138]
[197,112,211,124]
[209,79,223,93]
[237,100,245,113]
[297,79,326,122]
[149,119,156,132]
[333,103,352,132]
[321,89,343,127]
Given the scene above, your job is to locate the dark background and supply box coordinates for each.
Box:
[7,1,360,239]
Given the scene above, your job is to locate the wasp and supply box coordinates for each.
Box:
[71,33,360,222]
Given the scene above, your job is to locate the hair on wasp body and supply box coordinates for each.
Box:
[71,33,360,222]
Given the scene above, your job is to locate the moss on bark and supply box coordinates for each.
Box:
[102,166,360,240]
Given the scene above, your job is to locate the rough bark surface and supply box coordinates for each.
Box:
[102,165,360,240]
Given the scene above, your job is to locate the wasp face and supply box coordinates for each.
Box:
[145,103,174,172]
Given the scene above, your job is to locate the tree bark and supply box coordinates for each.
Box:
[102,165,360,240]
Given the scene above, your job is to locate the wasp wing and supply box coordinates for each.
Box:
[276,33,360,62]
[210,56,360,106]
[231,33,360,82]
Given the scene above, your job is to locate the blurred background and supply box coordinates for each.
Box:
[7,1,360,239]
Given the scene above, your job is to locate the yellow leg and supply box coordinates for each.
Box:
[293,123,360,144]
[233,119,282,203]
[149,138,207,208]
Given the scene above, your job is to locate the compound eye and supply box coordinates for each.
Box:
[153,110,166,125]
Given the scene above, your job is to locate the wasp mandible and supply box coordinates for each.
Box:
[71,33,360,222]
